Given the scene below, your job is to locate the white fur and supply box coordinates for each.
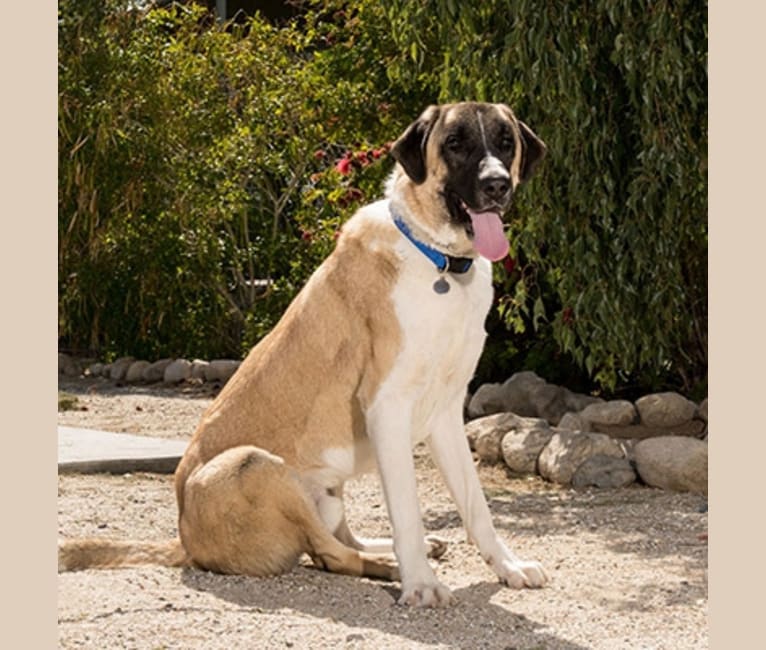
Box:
[363,197,546,603]
[301,197,546,605]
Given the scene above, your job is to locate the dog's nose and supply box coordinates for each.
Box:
[479,176,511,201]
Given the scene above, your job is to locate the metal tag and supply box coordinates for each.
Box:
[433,277,450,294]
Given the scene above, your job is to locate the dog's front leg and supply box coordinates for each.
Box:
[427,402,549,589]
[366,399,454,607]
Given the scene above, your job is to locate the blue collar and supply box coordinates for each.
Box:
[391,210,474,274]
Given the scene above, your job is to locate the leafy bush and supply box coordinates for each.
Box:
[59,0,706,397]
[58,1,406,359]
[386,0,707,394]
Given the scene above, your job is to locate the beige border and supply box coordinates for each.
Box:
[0,1,57,647]
[8,1,743,646]
[709,1,765,647]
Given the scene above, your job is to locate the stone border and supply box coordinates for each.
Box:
[60,356,708,494]
[465,371,708,494]
[59,353,241,385]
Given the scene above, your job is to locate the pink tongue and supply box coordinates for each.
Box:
[467,210,509,261]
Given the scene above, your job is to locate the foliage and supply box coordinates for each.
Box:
[58,0,405,359]
[386,0,708,393]
[59,0,707,395]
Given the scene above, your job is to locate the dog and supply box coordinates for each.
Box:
[59,102,548,607]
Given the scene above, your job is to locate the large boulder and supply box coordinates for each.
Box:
[465,412,522,463]
[571,455,636,489]
[125,360,151,383]
[499,371,549,417]
[557,411,592,432]
[634,436,708,494]
[635,392,698,427]
[467,371,601,424]
[580,400,637,427]
[109,357,135,381]
[142,358,174,383]
[466,383,506,419]
[538,431,625,486]
[163,359,192,384]
[500,418,555,473]
[591,420,706,440]
[191,359,210,381]
[204,359,241,383]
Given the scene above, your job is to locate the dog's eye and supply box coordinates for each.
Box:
[445,135,462,153]
[499,136,514,152]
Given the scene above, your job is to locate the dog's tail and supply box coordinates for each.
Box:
[58,537,190,572]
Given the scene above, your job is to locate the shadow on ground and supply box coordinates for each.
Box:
[181,567,589,649]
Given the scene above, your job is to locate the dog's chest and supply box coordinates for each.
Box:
[384,243,493,438]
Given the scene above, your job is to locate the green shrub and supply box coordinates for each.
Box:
[386,0,707,394]
[59,0,706,396]
[58,1,407,359]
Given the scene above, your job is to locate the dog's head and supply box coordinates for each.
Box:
[388,102,546,259]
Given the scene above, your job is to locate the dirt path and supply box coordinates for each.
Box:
[58,378,708,649]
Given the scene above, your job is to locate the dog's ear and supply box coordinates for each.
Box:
[391,105,441,184]
[518,120,547,183]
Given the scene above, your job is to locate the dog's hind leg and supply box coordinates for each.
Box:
[323,486,448,560]
[179,446,399,581]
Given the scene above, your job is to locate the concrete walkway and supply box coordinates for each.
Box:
[58,426,188,474]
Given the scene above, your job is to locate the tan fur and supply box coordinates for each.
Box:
[58,103,545,598]
[58,538,189,572]
[59,210,403,581]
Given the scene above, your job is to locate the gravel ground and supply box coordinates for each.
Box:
[58,377,708,649]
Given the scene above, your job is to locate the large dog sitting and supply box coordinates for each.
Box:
[59,102,548,607]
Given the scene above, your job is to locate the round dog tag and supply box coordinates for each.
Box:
[433,277,450,294]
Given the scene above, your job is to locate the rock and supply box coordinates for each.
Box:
[580,400,636,427]
[142,358,173,383]
[163,359,192,383]
[529,385,603,426]
[591,420,706,440]
[500,418,554,473]
[499,371,547,416]
[468,372,602,425]
[634,436,708,494]
[109,357,135,381]
[87,362,104,377]
[191,359,209,380]
[466,383,506,419]
[557,411,591,432]
[527,383,569,425]
[465,413,522,464]
[58,353,81,377]
[563,390,603,414]
[635,392,697,427]
[125,360,151,383]
[203,359,241,383]
[538,431,625,486]
[698,398,708,424]
[571,454,636,489]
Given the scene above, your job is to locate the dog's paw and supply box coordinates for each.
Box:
[493,557,549,589]
[424,534,448,560]
[398,581,455,607]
